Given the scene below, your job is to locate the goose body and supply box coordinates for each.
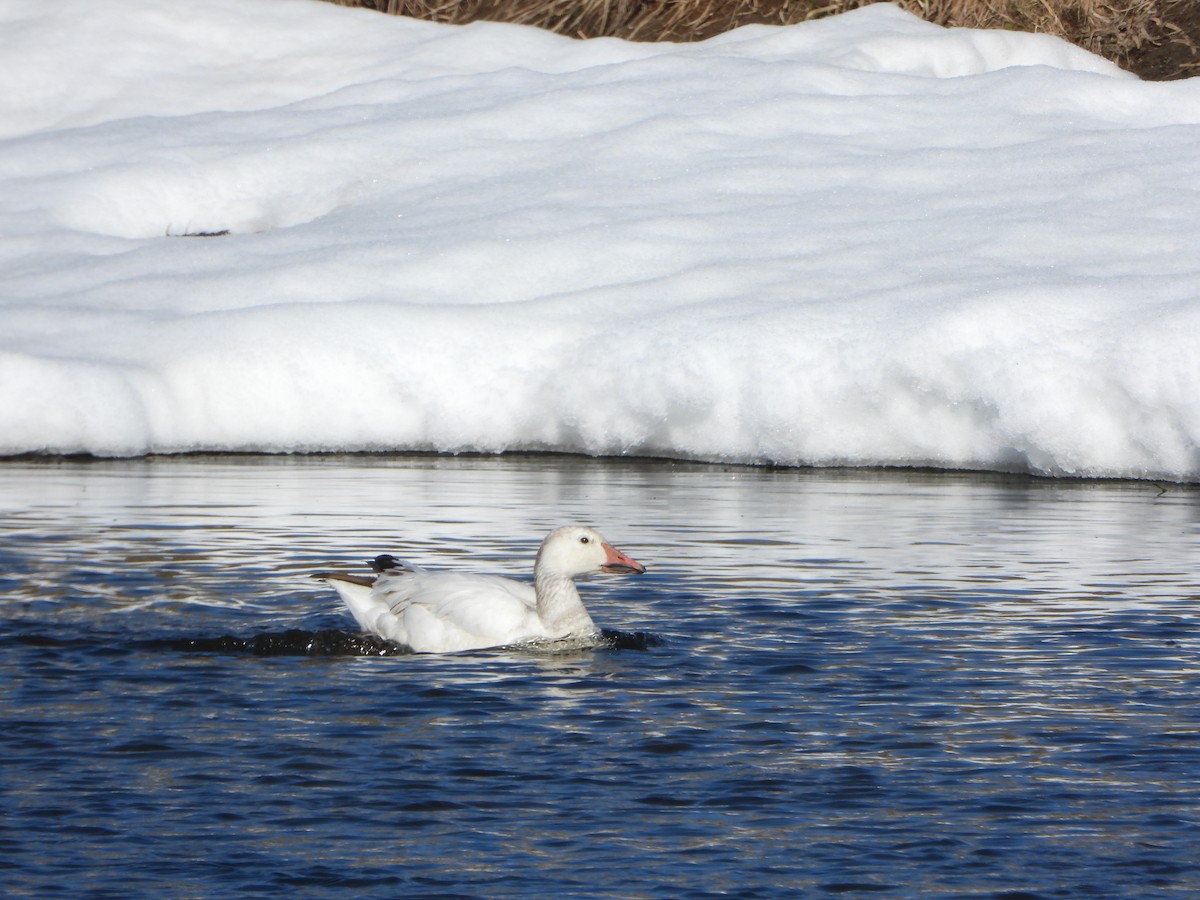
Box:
[312,526,645,653]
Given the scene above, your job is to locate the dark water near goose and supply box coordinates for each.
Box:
[3,455,1200,898]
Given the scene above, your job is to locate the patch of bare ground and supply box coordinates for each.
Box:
[322,0,1199,80]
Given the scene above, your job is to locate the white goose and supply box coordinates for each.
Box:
[312,526,646,653]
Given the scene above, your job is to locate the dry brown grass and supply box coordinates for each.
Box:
[895,1,1194,70]
[321,0,1199,78]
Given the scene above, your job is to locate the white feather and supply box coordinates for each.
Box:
[313,525,645,653]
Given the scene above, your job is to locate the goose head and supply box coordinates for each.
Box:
[535,526,646,580]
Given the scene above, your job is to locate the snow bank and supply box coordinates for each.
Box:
[2,0,1200,480]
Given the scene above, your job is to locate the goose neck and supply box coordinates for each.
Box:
[534,571,596,636]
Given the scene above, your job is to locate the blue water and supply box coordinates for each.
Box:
[3,456,1200,898]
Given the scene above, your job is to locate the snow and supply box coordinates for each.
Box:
[2,0,1200,480]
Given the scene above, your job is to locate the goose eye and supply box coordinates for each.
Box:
[579,536,590,544]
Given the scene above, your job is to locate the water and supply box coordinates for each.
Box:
[3,455,1200,898]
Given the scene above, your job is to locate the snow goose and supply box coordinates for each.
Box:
[312,526,646,653]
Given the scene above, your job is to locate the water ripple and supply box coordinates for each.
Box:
[3,457,1200,897]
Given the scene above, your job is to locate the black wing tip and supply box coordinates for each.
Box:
[370,554,405,573]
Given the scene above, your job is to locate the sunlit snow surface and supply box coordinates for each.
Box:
[2,0,1200,479]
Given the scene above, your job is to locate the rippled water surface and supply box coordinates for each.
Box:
[3,455,1200,898]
